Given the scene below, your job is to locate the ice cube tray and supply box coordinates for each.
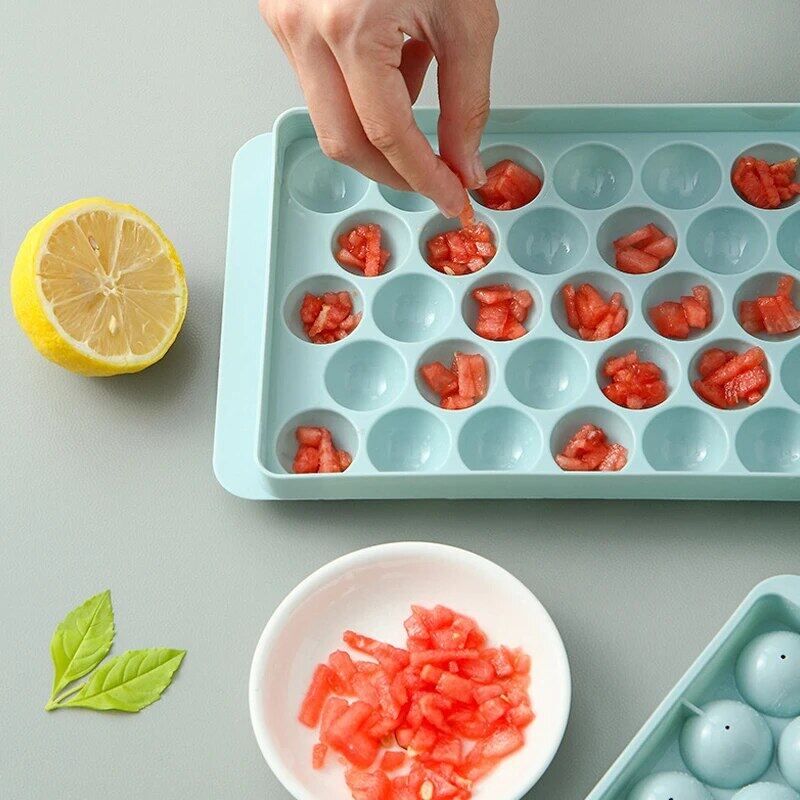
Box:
[586,575,800,800]
[213,105,800,500]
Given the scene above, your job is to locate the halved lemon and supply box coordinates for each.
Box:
[11,198,187,376]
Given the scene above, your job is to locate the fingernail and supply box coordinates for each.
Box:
[438,203,458,219]
[471,152,487,188]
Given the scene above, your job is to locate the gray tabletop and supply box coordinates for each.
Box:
[2,1,799,798]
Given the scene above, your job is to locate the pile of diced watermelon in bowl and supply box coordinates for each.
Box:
[249,543,571,800]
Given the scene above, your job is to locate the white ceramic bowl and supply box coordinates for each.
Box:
[249,542,571,800]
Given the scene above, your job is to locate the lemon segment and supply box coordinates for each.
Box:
[11,198,187,376]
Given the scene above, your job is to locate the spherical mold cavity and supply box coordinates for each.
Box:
[508,207,589,275]
[642,143,722,209]
[552,271,633,341]
[367,408,450,472]
[283,275,364,344]
[379,184,436,213]
[642,271,724,340]
[463,271,542,341]
[274,409,359,474]
[333,210,412,276]
[783,345,800,405]
[416,339,495,409]
[507,339,589,410]
[736,409,800,473]
[597,207,678,272]
[458,407,543,471]
[643,407,728,472]
[733,271,800,341]
[288,148,369,213]
[470,144,545,211]
[687,207,768,275]
[553,143,633,210]
[373,274,454,343]
[732,143,800,209]
[419,214,500,275]
[598,338,681,409]
[550,407,634,469]
[778,211,800,272]
[324,341,406,411]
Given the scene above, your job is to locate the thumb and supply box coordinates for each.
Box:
[432,3,499,189]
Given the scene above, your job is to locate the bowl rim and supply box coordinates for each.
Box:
[249,541,572,800]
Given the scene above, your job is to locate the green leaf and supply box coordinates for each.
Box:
[62,648,186,712]
[49,590,115,702]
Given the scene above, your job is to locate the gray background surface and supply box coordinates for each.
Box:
[1,1,799,798]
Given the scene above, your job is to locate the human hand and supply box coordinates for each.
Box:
[260,0,499,217]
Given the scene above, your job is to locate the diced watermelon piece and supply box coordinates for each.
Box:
[380,751,406,772]
[643,235,677,261]
[705,346,766,386]
[739,299,765,333]
[475,303,510,340]
[313,742,328,769]
[692,285,712,319]
[616,247,661,274]
[698,348,729,379]
[575,283,609,329]
[733,156,800,208]
[613,224,662,250]
[680,296,708,329]
[477,160,542,209]
[427,221,495,274]
[293,445,320,474]
[421,361,459,399]
[776,294,800,331]
[440,395,475,411]
[777,275,795,297]
[299,664,334,728]
[472,284,514,305]
[602,351,668,409]
[649,301,690,339]
[345,769,392,800]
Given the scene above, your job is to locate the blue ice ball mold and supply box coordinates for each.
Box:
[736,632,800,717]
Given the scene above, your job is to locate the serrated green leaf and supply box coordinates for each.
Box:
[49,590,115,700]
[62,648,185,712]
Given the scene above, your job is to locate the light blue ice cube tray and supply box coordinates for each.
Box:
[213,105,800,500]
[586,575,800,800]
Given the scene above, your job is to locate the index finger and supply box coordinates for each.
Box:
[328,47,465,217]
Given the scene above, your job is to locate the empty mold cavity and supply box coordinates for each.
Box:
[288,148,369,213]
[779,717,800,791]
[735,631,800,717]
[458,407,542,471]
[553,143,633,210]
[507,207,589,275]
[642,271,724,339]
[627,771,713,800]
[732,143,800,208]
[733,272,800,341]
[689,337,771,409]
[679,699,773,790]
[283,274,364,343]
[736,409,800,473]
[643,407,728,472]
[419,214,500,274]
[597,207,677,272]
[333,210,412,276]
[373,274,454,343]
[598,338,681,406]
[367,408,449,472]
[550,407,634,469]
[273,409,359,474]
[783,345,800,405]
[506,339,589,410]
[778,211,800,271]
[378,185,435,213]
[470,144,544,210]
[732,784,799,800]
[641,143,722,210]
[687,207,768,275]
[462,271,542,340]
[552,271,633,340]
[415,339,495,409]
[324,341,406,411]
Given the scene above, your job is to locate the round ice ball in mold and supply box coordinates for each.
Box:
[736,632,800,717]
[553,143,633,210]
[642,271,724,340]
[373,274,454,343]
[367,408,450,472]
[627,771,713,800]
[679,700,774,789]
[779,717,800,791]
[552,271,633,341]
[273,409,359,474]
[778,211,800,272]
[736,409,800,473]
[597,207,678,272]
[458,407,543,471]
[288,148,369,213]
[643,407,728,472]
[686,207,768,275]
[463,271,542,341]
[333,210,412,276]
[732,783,800,800]
[470,144,544,211]
[783,346,800,406]
[506,338,589,410]
[641,143,722,210]
[379,184,435,213]
[507,207,589,275]
[325,341,406,411]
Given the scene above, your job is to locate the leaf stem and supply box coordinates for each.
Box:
[46,683,84,710]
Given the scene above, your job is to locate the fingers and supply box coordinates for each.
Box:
[324,32,465,216]
[399,39,433,103]
[430,2,499,189]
